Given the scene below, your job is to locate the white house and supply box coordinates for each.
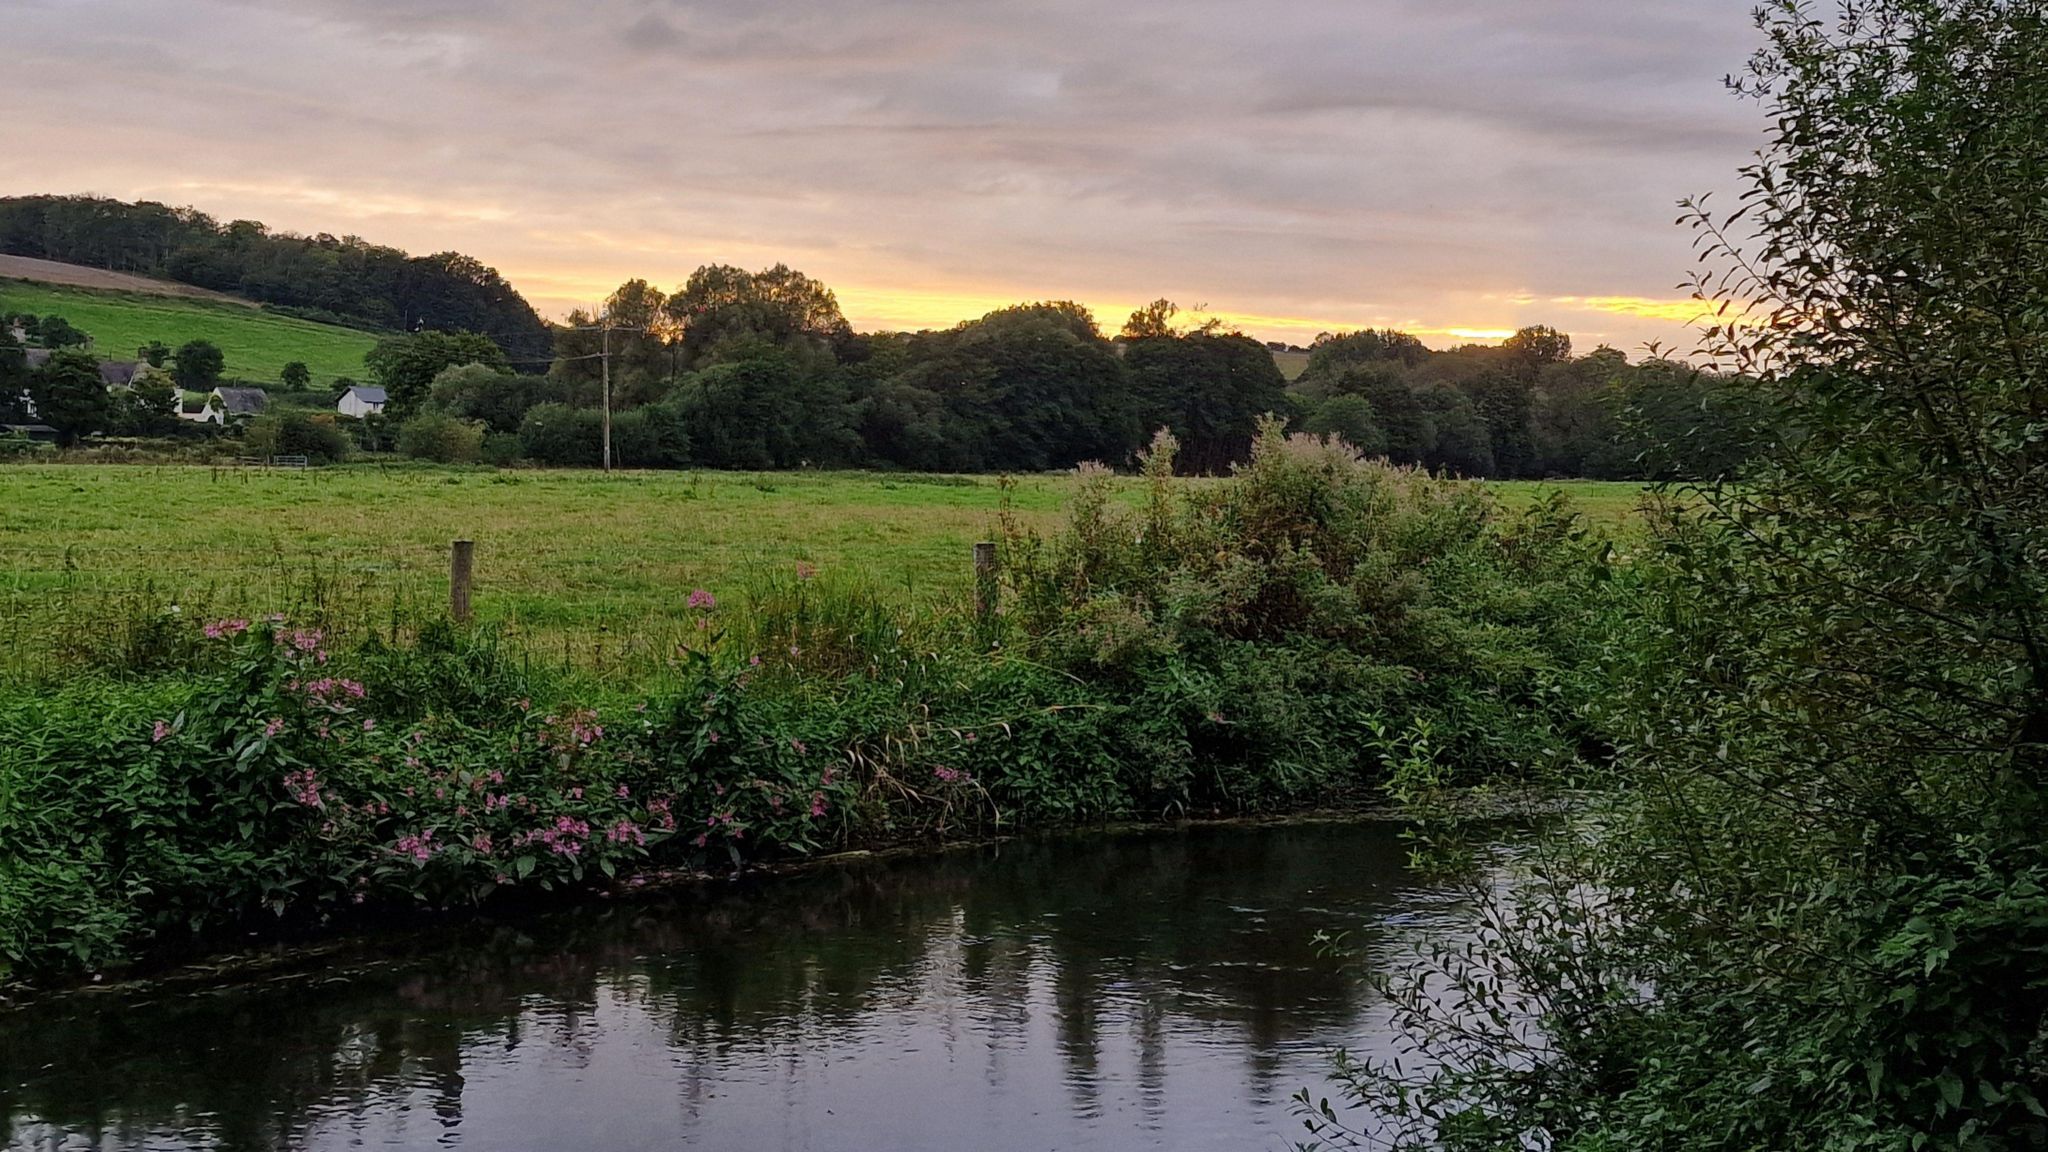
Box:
[337,385,387,418]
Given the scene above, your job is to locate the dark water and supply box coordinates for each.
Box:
[3,821,1479,1152]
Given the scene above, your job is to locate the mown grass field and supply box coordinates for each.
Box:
[0,280,380,383]
[0,465,1645,681]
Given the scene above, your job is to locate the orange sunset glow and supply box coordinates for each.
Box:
[1,1,1762,352]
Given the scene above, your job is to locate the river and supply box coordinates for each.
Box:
[3,820,1485,1151]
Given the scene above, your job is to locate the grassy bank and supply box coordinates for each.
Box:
[0,280,379,383]
[0,428,1618,986]
[0,463,1643,685]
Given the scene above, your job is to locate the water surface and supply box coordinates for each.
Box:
[4,821,1476,1151]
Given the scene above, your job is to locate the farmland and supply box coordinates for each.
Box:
[0,464,1644,683]
[0,279,381,383]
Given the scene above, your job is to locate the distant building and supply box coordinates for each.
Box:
[1,423,59,442]
[179,386,269,425]
[212,386,269,419]
[337,384,387,418]
[97,361,141,389]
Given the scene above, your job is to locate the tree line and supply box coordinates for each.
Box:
[368,269,1757,478]
[0,195,552,362]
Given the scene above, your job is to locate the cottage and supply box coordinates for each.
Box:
[1,423,58,442]
[179,386,270,425]
[97,361,141,389]
[337,384,387,418]
[212,387,269,420]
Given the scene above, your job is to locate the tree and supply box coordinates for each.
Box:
[1120,298,1181,341]
[1501,323,1571,368]
[244,411,349,463]
[139,340,170,368]
[899,303,1138,472]
[429,362,564,434]
[28,349,114,445]
[279,361,310,390]
[1301,394,1388,456]
[172,340,225,391]
[662,263,854,366]
[676,342,856,469]
[1315,3,2048,1148]
[0,328,31,423]
[365,331,508,421]
[396,412,486,463]
[35,315,88,348]
[1125,331,1289,473]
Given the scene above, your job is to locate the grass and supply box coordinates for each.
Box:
[0,465,1646,683]
[0,281,381,384]
[1272,349,1310,380]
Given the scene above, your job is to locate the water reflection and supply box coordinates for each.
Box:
[4,821,1477,1151]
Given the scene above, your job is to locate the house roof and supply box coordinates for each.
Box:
[342,385,388,404]
[23,348,50,367]
[98,361,140,387]
[213,387,269,415]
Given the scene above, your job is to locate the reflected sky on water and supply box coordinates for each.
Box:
[4,820,1485,1151]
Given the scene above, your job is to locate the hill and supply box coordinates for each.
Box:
[0,254,252,303]
[0,278,380,384]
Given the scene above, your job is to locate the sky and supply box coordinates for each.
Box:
[0,0,1765,351]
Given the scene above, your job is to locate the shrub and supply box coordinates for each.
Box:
[518,402,602,466]
[397,411,486,463]
[243,411,349,463]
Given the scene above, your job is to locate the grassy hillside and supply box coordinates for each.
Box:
[1272,349,1310,380]
[0,280,380,384]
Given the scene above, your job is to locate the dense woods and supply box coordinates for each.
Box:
[0,195,551,362]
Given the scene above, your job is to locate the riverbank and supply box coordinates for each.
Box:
[0,426,1619,990]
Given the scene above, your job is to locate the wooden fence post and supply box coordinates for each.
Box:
[451,539,474,623]
[973,541,998,622]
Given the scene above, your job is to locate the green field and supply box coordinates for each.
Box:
[0,281,381,384]
[1272,349,1310,380]
[0,465,1645,681]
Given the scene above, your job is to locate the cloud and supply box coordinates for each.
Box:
[0,0,1766,349]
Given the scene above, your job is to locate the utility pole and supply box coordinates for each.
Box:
[601,317,613,474]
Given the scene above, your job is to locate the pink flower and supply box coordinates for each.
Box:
[605,818,645,846]
[789,644,802,658]
[790,738,807,755]
[394,829,435,862]
[616,784,631,798]
[362,718,376,732]
[795,562,816,581]
[934,766,961,783]
[283,768,324,807]
[687,588,716,610]
[810,791,828,818]
[151,720,170,743]
[749,655,762,667]
[471,833,494,854]
[264,717,286,738]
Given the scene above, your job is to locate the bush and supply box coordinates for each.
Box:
[397,411,486,463]
[243,411,349,463]
[517,402,602,466]
[480,431,523,467]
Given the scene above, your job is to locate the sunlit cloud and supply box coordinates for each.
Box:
[0,0,1767,355]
